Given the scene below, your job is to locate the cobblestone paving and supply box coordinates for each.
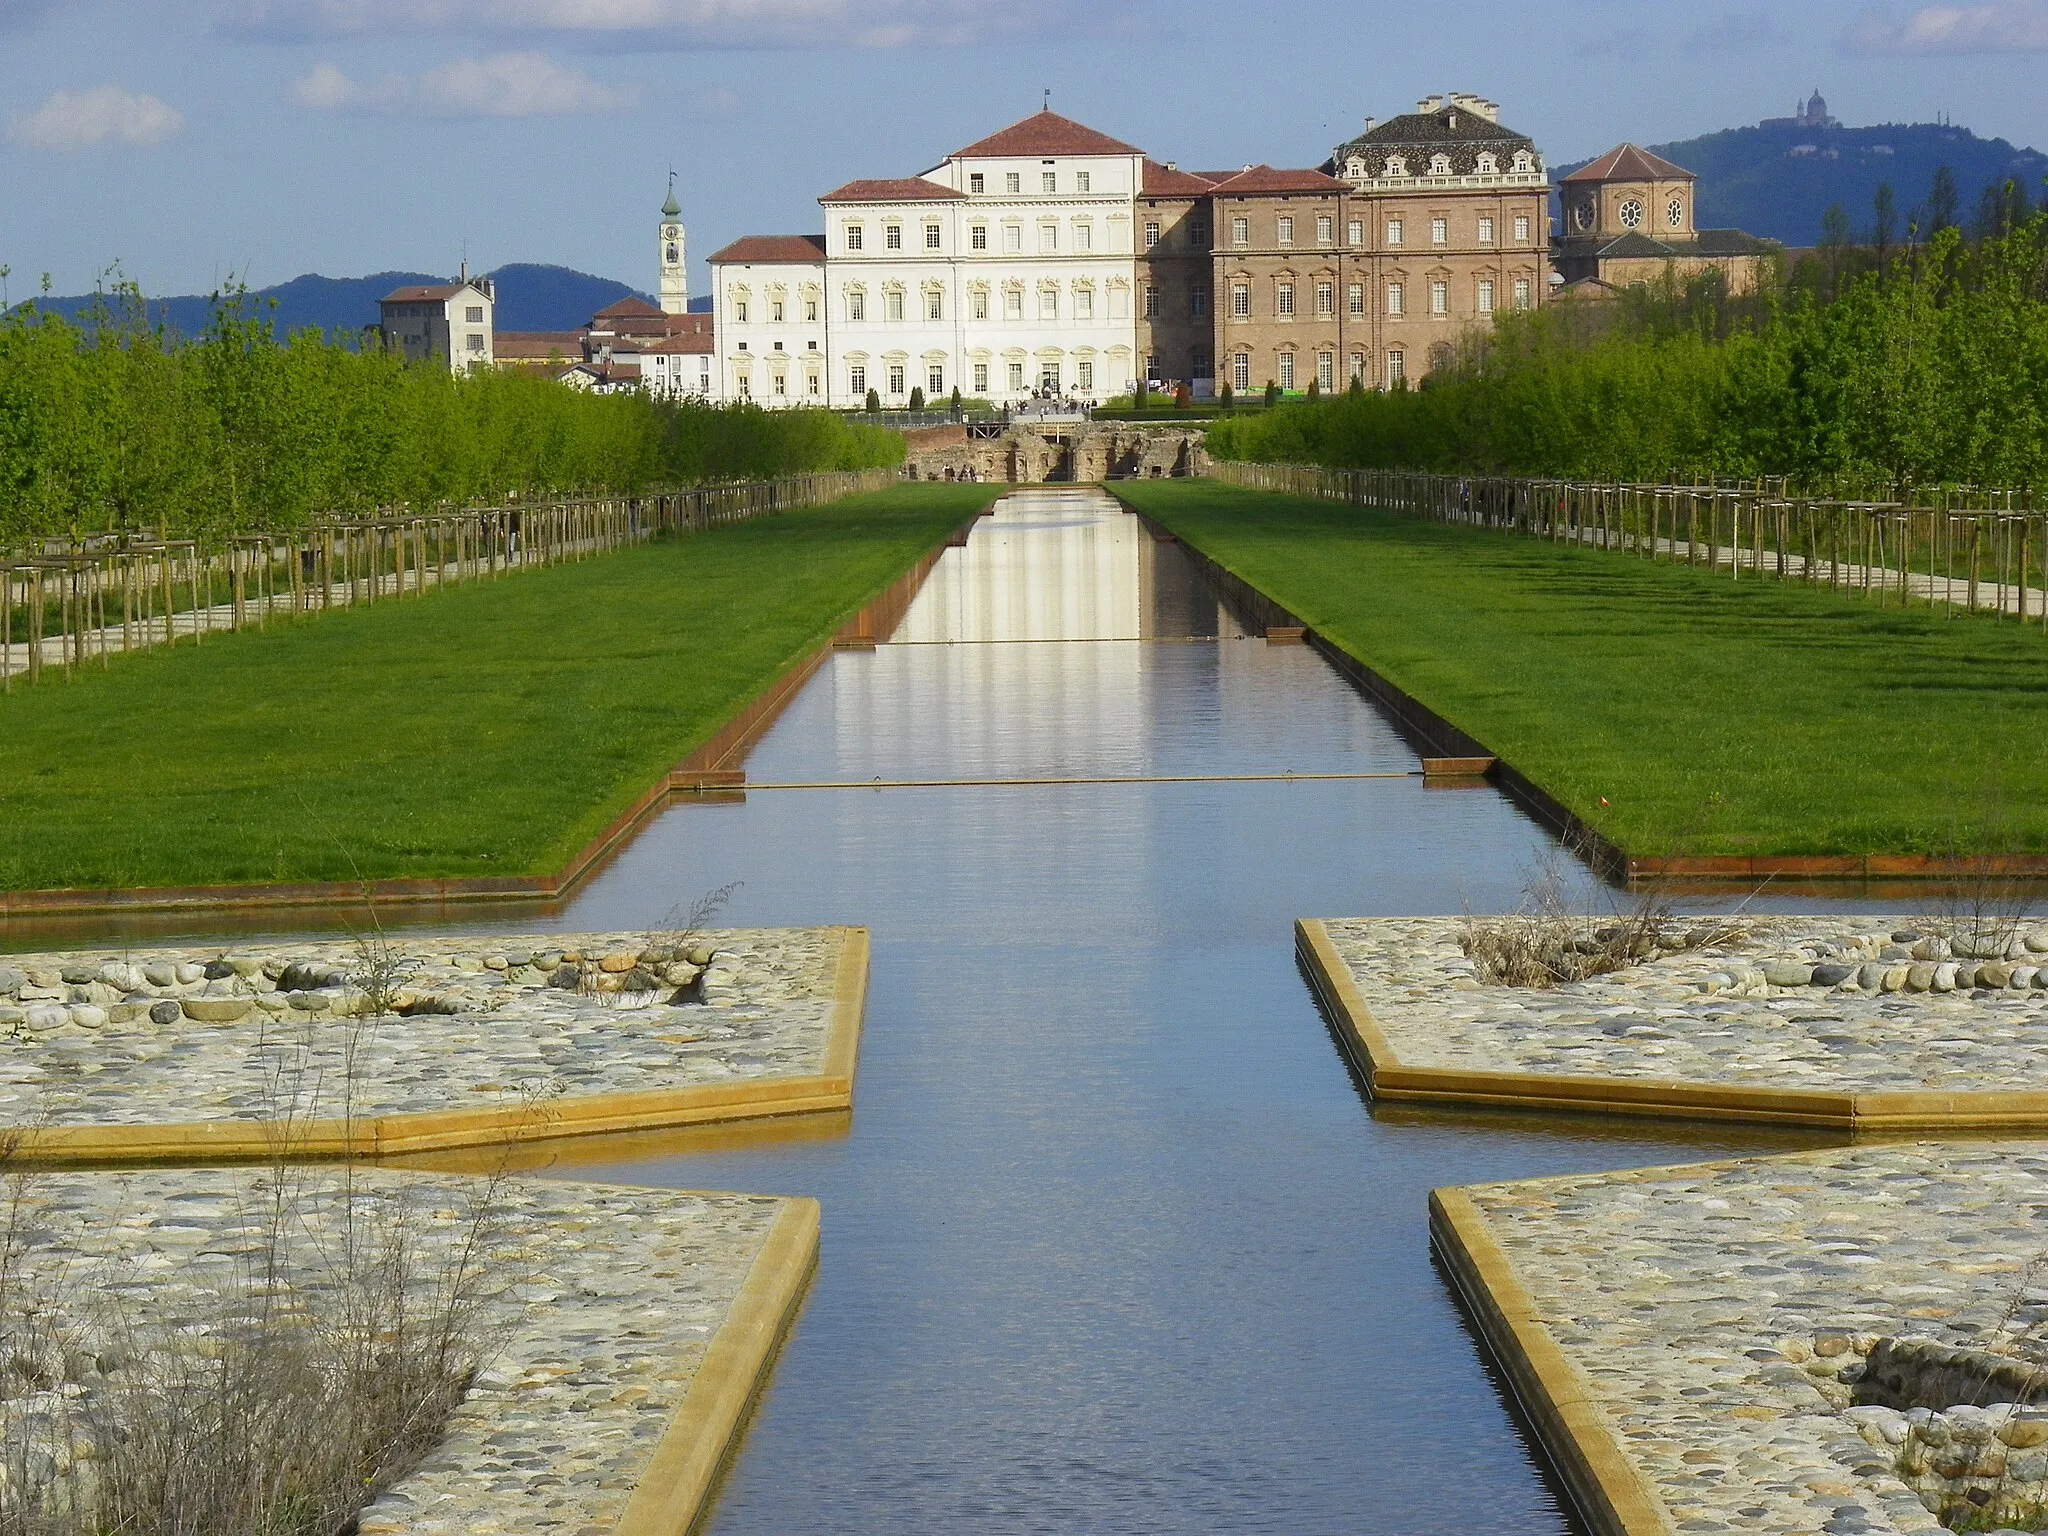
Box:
[1322,917,2048,1093]
[0,1166,787,1534]
[0,929,847,1129]
[1455,1142,2048,1535]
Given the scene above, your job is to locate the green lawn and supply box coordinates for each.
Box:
[1117,479,2048,858]
[1,485,992,891]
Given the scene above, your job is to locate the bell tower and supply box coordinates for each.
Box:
[658,173,688,316]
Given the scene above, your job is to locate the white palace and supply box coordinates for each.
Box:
[707,112,1148,410]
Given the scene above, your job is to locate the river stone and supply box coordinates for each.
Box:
[1933,963,1960,992]
[2015,967,2041,989]
[0,969,24,996]
[1913,937,1950,962]
[67,1005,107,1030]
[147,1001,181,1026]
[533,951,562,971]
[24,1005,67,1033]
[226,956,261,979]
[201,960,234,981]
[98,963,143,992]
[173,963,204,985]
[59,966,97,986]
[687,945,716,966]
[1812,963,1855,987]
[0,1006,22,1029]
[483,955,509,971]
[549,964,581,989]
[141,963,174,988]
[1764,961,1814,987]
[600,950,642,974]
[2026,927,2048,954]
[1981,963,2016,989]
[286,991,331,1012]
[1857,962,1886,992]
[1905,962,1937,992]
[181,998,253,1024]
[1881,964,1911,993]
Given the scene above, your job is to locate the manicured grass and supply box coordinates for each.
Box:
[1117,479,2048,858]
[0,485,992,891]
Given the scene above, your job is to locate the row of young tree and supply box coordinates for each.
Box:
[0,289,903,544]
[1208,196,2048,496]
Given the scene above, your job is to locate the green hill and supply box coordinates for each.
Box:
[1558,120,2048,246]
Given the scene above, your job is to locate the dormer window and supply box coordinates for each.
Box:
[1429,154,1452,176]
[1386,156,1407,177]
[1475,153,1498,174]
[1512,151,1533,173]
[1346,157,1366,178]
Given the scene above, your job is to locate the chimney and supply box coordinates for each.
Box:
[1417,94,1444,114]
[1363,115,1377,133]
[459,259,469,284]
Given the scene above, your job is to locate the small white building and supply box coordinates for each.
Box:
[710,111,1145,410]
[378,268,495,372]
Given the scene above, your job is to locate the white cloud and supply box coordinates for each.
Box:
[1846,2,2048,52]
[228,0,1044,48]
[290,52,627,116]
[6,84,184,150]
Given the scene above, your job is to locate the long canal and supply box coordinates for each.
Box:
[504,486,1829,1534]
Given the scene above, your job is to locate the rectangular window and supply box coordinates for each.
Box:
[925,224,942,250]
[1231,216,1249,247]
[1316,215,1333,245]
[1316,351,1334,391]
[1075,171,1090,192]
[773,372,787,396]
[1040,170,1055,193]
[928,365,944,394]
[1190,218,1209,247]
[1232,351,1249,390]
[1347,283,1365,316]
[1513,277,1532,310]
[888,365,905,395]
[735,300,748,323]
[1078,359,1094,389]
[771,300,785,322]
[465,306,484,323]
[807,372,820,396]
[1005,289,1023,320]
[1349,351,1365,382]
[1478,279,1495,314]
[1278,352,1294,389]
[1431,217,1448,245]
[1478,216,1495,245]
[806,299,819,322]
[1347,219,1363,245]
[1143,353,1158,383]
[1231,283,1250,318]
[1004,224,1022,253]
[886,291,904,321]
[1040,364,1060,393]
[1040,288,1057,319]
[1076,287,1094,319]
[1076,221,1092,251]
[737,372,750,397]
[1315,281,1333,317]
[974,361,990,393]
[1143,285,1161,319]
[1430,280,1448,315]
[1191,287,1208,317]
[465,333,485,353]
[1277,216,1294,246]
[1277,282,1294,316]
[1386,218,1403,246]
[886,224,902,250]
[848,290,865,322]
[1008,361,1025,390]
[926,291,943,321]
[1192,348,1211,379]
[1005,171,1021,193]
[1386,349,1404,386]
[1387,282,1403,316]
[1514,214,1530,243]
[1144,220,1160,248]
[972,289,989,320]
[970,173,985,194]
[1040,224,1057,253]
[972,224,988,250]
[846,225,863,251]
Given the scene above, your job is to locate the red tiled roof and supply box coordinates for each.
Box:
[381,283,466,304]
[591,296,665,319]
[1562,144,1694,184]
[819,178,965,203]
[493,331,584,361]
[1142,160,1219,196]
[708,234,829,264]
[951,110,1143,159]
[1206,164,1349,195]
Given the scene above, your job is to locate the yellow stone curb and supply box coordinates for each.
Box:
[612,1195,821,1536]
[1428,1186,1674,1536]
[8,928,869,1167]
[1298,917,2048,1132]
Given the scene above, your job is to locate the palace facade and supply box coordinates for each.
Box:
[709,98,1555,409]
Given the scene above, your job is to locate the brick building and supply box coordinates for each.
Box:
[1552,144,1776,297]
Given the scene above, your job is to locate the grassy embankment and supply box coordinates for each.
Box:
[0,485,991,891]
[1116,479,2048,858]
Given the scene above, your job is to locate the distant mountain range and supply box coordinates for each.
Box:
[1558,119,2048,246]
[17,264,711,337]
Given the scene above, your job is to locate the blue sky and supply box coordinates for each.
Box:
[1,0,2043,301]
